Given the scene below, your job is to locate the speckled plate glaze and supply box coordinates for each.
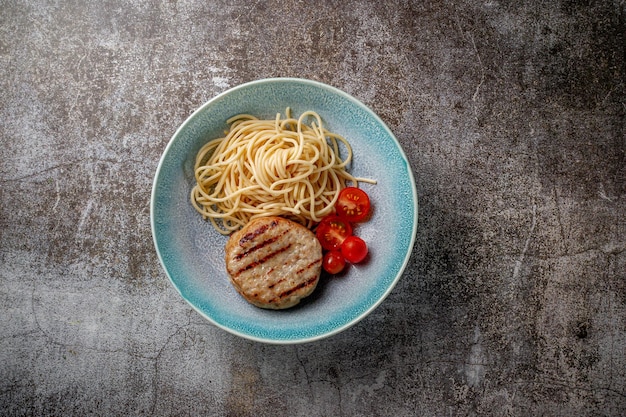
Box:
[151,78,418,344]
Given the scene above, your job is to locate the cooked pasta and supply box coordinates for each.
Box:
[190,109,374,234]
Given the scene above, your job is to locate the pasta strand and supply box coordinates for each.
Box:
[191,109,374,234]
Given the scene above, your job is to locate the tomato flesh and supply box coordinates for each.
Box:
[322,250,346,274]
[341,236,368,263]
[315,215,353,251]
[336,187,371,222]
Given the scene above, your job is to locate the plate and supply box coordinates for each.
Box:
[151,78,418,344]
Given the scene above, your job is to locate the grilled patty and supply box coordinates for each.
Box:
[225,216,323,309]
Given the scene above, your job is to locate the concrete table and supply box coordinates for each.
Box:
[1,1,624,415]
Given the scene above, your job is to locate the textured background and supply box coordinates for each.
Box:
[1,1,625,416]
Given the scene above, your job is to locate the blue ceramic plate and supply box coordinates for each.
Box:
[151,78,417,344]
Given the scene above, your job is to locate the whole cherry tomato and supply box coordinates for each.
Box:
[322,250,346,274]
[341,235,368,263]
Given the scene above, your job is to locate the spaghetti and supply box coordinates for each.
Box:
[190,109,374,234]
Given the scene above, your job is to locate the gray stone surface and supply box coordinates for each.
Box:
[1,0,625,415]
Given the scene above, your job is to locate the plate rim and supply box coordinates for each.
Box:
[150,77,418,344]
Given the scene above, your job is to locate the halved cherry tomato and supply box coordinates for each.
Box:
[322,250,346,274]
[336,187,371,222]
[315,215,352,251]
[341,235,368,263]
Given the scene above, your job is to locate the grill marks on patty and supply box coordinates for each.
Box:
[238,219,278,245]
[276,273,319,299]
[232,242,293,277]
[232,227,289,262]
[224,216,323,309]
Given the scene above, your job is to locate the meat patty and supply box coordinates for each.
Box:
[225,216,323,309]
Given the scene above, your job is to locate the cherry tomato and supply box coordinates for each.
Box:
[322,250,346,274]
[315,215,352,251]
[341,235,368,263]
[336,187,371,222]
